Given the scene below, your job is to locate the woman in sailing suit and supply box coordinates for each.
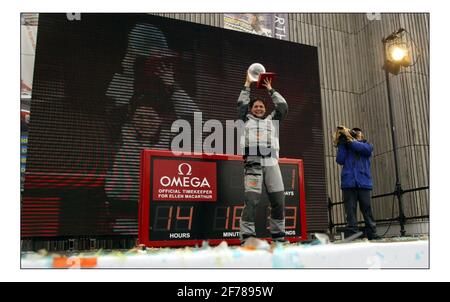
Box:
[237,73,288,244]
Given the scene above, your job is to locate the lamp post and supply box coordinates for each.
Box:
[382,29,407,236]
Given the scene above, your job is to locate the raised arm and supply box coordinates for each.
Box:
[336,142,347,165]
[263,78,288,121]
[237,73,252,120]
[171,83,201,118]
[348,140,373,157]
[152,61,201,119]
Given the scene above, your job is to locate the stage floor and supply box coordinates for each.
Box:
[21,237,428,269]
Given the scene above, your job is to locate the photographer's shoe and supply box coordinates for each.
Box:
[368,233,382,240]
[342,231,363,243]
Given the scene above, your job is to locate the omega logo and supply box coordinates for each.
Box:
[160,162,210,188]
[178,163,192,176]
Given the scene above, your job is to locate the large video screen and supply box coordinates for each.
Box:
[22,14,325,237]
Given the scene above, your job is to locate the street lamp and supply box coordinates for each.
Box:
[382,28,410,236]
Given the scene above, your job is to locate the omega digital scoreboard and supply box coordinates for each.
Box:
[138,150,307,247]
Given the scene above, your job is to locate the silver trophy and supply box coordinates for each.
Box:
[247,63,266,82]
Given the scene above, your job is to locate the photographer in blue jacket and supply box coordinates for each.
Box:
[335,126,381,240]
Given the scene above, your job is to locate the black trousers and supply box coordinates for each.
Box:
[342,188,377,238]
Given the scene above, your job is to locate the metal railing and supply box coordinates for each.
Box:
[328,186,429,235]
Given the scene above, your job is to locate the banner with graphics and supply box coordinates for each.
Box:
[224,13,289,40]
[20,13,39,192]
[21,13,39,99]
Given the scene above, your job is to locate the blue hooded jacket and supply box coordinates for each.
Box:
[336,140,373,189]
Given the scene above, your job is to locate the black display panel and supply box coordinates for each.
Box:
[22,13,325,237]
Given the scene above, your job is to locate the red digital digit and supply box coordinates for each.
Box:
[213,206,231,230]
[285,206,297,229]
[232,205,244,230]
[225,206,230,230]
[291,168,296,190]
[152,206,173,231]
[175,206,193,230]
[167,206,173,231]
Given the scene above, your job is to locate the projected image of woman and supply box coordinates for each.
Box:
[104,23,200,225]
